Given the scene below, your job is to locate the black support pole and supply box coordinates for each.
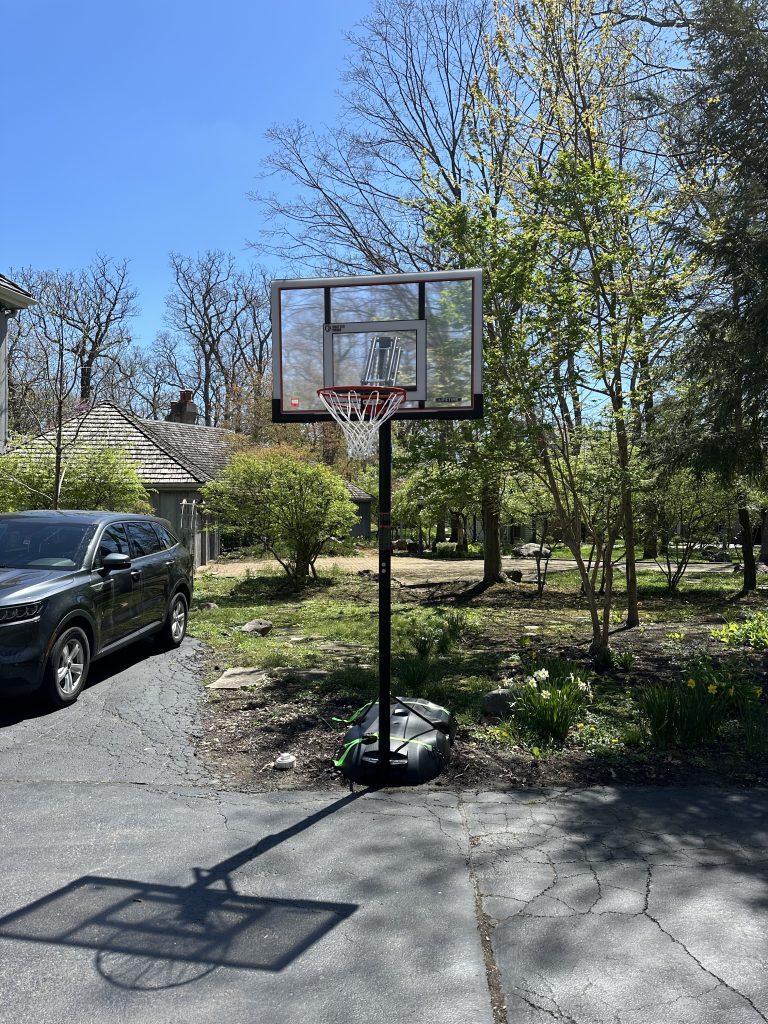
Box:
[378,417,392,777]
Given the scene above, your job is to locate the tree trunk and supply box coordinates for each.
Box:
[481,482,504,582]
[738,506,757,592]
[436,514,447,544]
[759,508,768,565]
[624,498,640,627]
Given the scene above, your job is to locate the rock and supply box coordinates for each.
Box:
[240,618,273,635]
[208,668,271,690]
[757,563,768,574]
[512,543,552,559]
[506,568,523,583]
[482,687,514,718]
[275,667,329,682]
[199,602,219,611]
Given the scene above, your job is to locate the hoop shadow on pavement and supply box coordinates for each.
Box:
[0,792,362,990]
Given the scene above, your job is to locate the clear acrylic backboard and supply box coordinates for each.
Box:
[271,269,483,421]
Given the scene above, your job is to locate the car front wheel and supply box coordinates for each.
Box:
[160,592,188,648]
[44,626,90,707]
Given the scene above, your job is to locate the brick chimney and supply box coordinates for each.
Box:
[166,389,199,424]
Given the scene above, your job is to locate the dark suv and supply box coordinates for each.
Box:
[0,510,193,706]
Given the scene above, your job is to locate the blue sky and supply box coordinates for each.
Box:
[2,0,368,346]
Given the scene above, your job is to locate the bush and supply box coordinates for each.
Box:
[201,449,357,584]
[0,444,152,513]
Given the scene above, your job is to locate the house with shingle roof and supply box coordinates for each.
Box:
[33,393,374,562]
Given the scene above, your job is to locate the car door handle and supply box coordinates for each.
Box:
[164,560,174,566]
[130,569,142,578]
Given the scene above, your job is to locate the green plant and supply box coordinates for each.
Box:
[712,610,768,649]
[614,651,634,671]
[509,667,591,746]
[394,652,433,689]
[435,610,468,655]
[410,631,437,660]
[637,685,678,747]
[676,677,728,747]
[737,701,768,755]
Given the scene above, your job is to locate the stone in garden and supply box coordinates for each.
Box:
[208,668,271,690]
[506,569,523,583]
[200,602,219,610]
[240,618,273,635]
[482,687,514,718]
[700,545,732,563]
[757,563,768,574]
[513,543,552,559]
[275,667,330,682]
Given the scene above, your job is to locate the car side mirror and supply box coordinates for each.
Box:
[101,552,131,572]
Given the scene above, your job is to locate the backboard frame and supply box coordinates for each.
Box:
[271,269,483,422]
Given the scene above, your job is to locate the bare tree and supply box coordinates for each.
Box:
[255,0,501,274]
[164,251,271,431]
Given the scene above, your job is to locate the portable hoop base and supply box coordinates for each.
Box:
[336,698,456,785]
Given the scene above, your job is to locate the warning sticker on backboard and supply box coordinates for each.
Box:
[434,396,460,404]
[290,397,300,408]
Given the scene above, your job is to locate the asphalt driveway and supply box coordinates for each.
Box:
[0,639,766,1024]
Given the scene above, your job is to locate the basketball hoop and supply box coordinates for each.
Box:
[317,385,407,458]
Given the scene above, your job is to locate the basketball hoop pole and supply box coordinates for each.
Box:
[377,418,392,778]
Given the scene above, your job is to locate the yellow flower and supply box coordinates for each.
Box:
[611,738,618,744]
[577,722,584,730]
[687,678,696,689]
[755,688,763,699]
[707,684,717,695]
[728,687,734,697]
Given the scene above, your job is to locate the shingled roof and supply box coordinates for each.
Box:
[46,402,237,487]
[35,402,373,502]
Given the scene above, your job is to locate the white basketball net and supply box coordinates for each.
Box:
[317,386,407,458]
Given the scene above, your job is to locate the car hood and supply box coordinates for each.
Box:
[0,567,78,604]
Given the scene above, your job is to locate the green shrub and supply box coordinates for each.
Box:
[435,542,460,558]
[712,610,768,649]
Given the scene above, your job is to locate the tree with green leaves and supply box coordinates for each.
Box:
[200,449,357,584]
[669,0,768,591]
[0,445,152,513]
[425,0,692,651]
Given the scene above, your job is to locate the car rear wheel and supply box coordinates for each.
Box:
[44,626,90,707]
[160,592,188,648]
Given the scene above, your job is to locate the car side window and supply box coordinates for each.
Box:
[94,524,130,568]
[126,521,164,558]
[153,522,177,549]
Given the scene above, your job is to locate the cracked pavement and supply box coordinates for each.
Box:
[464,789,768,1023]
[1,640,766,1024]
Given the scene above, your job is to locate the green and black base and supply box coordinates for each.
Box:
[334,698,456,785]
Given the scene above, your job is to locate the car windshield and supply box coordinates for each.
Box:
[0,519,94,570]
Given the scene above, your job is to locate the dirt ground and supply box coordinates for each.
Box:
[196,561,767,794]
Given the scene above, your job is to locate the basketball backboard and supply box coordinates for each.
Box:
[271,269,482,421]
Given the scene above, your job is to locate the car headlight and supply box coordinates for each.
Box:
[0,602,46,624]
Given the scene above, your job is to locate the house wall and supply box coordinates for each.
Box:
[151,488,221,567]
[352,501,371,539]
